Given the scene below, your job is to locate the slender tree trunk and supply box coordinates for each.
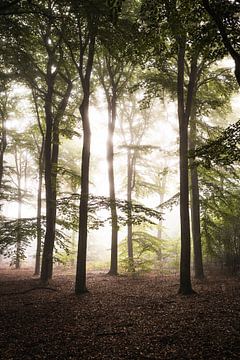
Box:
[40,71,72,282]
[157,169,167,260]
[16,187,22,269]
[189,115,204,280]
[13,147,22,270]
[107,95,118,275]
[177,42,194,294]
[74,24,96,294]
[41,81,56,283]
[127,149,134,272]
[0,116,7,190]
[75,97,91,294]
[32,90,45,276]
[178,121,192,293]
[34,138,44,276]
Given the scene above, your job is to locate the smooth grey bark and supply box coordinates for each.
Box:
[32,90,45,276]
[127,148,134,272]
[14,146,27,269]
[40,69,56,283]
[189,114,204,280]
[177,42,198,295]
[157,168,167,260]
[35,155,43,276]
[75,96,91,294]
[75,23,96,294]
[107,95,119,275]
[16,187,22,269]
[41,69,73,283]
[0,116,6,190]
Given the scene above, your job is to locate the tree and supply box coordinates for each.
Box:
[119,93,154,271]
[31,91,45,276]
[0,75,15,192]
[96,23,135,274]
[4,128,35,268]
[63,0,107,294]
[202,0,240,86]
[140,0,227,293]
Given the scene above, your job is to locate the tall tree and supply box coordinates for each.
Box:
[31,90,45,276]
[119,94,152,271]
[140,0,227,293]
[96,44,133,275]
[1,1,75,281]
[63,0,106,294]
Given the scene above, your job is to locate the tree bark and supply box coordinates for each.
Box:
[177,42,195,295]
[107,95,119,275]
[75,97,91,294]
[74,18,96,294]
[157,169,167,260]
[127,148,134,272]
[16,186,22,269]
[41,70,72,283]
[41,88,56,282]
[0,116,7,191]
[13,146,22,269]
[33,91,45,276]
[34,138,44,276]
[189,115,204,280]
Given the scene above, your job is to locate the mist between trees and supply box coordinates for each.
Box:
[0,0,240,295]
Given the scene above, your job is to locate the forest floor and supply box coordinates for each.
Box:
[0,269,240,360]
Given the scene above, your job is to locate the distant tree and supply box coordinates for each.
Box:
[96,20,135,275]
[0,75,16,193]
[119,93,154,271]
[5,129,35,268]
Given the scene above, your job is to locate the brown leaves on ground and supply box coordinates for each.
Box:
[0,269,239,359]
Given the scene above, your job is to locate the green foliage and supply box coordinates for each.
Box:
[0,214,72,265]
[119,230,162,273]
[105,0,126,22]
[194,119,240,167]
[201,188,240,274]
[58,193,163,230]
[0,217,38,265]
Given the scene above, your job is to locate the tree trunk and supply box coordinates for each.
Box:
[189,115,204,280]
[41,83,56,283]
[75,97,91,294]
[107,96,118,275]
[0,116,7,190]
[157,169,167,260]
[177,42,194,295]
[34,138,44,276]
[14,146,22,270]
[40,71,72,282]
[74,24,96,295]
[127,149,134,272]
[33,90,45,276]
[16,187,22,269]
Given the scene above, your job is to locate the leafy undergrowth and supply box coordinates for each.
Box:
[0,269,239,359]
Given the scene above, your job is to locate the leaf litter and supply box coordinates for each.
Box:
[0,270,239,359]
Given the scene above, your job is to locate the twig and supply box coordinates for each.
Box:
[0,287,59,296]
